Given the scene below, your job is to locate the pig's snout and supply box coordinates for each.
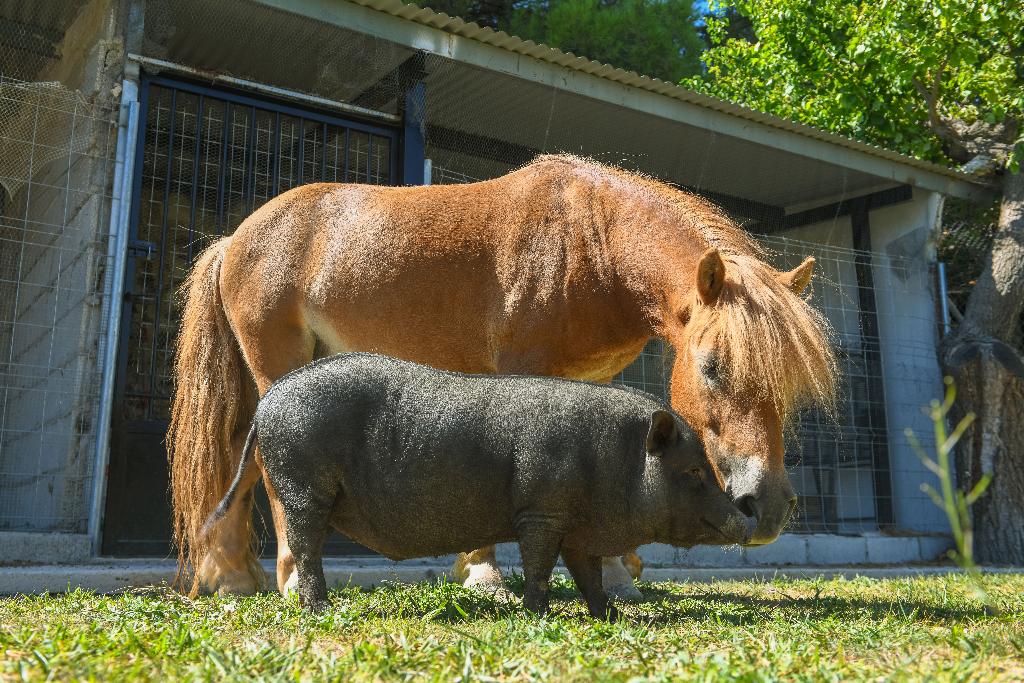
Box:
[711,512,756,545]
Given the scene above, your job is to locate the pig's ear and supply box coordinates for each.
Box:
[646,410,679,455]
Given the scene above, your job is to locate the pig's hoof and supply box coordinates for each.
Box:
[304,599,330,614]
[604,582,643,602]
[461,560,510,599]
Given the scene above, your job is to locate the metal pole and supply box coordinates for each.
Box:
[127,53,400,124]
[88,80,141,555]
[937,261,951,336]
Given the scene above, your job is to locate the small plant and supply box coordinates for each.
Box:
[905,376,992,605]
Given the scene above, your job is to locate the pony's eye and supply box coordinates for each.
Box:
[703,355,722,386]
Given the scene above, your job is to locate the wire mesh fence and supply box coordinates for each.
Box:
[122,80,397,422]
[0,76,118,532]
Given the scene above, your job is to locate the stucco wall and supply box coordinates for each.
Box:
[868,190,948,532]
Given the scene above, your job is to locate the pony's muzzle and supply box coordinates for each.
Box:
[741,515,757,545]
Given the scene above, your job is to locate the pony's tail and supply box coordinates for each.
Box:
[167,237,259,596]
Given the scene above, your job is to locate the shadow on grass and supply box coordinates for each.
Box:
[329,575,994,625]
[326,574,594,624]
[631,584,992,625]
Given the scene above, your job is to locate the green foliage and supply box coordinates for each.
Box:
[684,0,1024,167]
[415,0,705,82]
[2,576,1023,680]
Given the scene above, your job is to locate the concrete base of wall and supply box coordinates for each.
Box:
[0,532,91,565]
[496,532,954,568]
[0,532,952,567]
[0,532,957,595]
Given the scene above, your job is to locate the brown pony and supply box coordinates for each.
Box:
[169,155,837,597]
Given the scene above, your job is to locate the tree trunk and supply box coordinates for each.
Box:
[941,169,1024,565]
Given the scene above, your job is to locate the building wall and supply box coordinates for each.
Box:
[0,107,112,531]
[775,191,949,535]
[868,190,948,532]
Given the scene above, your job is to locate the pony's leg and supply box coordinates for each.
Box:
[454,546,508,596]
[592,373,645,601]
[199,428,265,595]
[266,478,298,595]
[601,556,643,601]
[622,551,644,581]
[231,316,314,596]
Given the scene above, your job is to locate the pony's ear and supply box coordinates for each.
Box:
[779,256,815,295]
[695,248,726,305]
[646,410,679,455]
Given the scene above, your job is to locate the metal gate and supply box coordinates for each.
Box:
[102,77,398,555]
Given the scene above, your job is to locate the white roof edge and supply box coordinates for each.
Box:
[260,0,994,201]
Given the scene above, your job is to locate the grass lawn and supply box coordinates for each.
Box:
[2,572,1022,681]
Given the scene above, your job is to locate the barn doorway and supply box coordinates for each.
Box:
[102,76,398,555]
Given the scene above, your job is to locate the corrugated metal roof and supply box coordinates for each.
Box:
[349,0,989,191]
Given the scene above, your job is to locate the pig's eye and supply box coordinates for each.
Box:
[689,468,703,480]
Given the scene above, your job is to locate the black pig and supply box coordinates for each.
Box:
[204,353,753,619]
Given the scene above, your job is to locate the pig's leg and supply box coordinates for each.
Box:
[282,496,333,612]
[517,530,562,616]
[561,547,619,621]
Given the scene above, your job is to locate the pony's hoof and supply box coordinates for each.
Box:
[605,582,643,602]
[465,578,515,603]
[281,570,299,597]
[209,567,262,596]
[214,574,260,596]
[602,556,643,601]
[461,560,506,593]
[201,553,265,596]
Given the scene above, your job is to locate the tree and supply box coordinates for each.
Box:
[684,0,1024,564]
[695,4,756,47]
[414,0,705,83]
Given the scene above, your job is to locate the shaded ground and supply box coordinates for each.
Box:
[1,574,1022,680]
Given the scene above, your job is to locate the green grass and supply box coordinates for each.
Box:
[2,573,1023,681]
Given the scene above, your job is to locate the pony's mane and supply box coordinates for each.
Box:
[531,153,763,255]
[530,154,838,421]
[688,252,838,424]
